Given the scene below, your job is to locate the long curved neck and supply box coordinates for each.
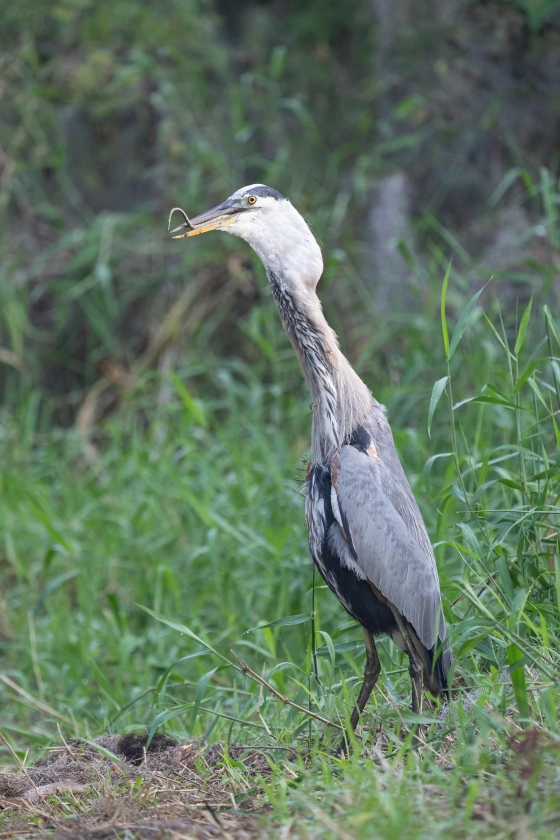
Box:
[267,269,376,466]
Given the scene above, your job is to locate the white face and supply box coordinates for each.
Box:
[172,184,324,293]
[224,185,292,244]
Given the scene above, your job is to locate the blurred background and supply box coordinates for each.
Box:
[1,0,560,752]
[2,0,560,422]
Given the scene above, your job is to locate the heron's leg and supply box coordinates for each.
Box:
[390,609,424,716]
[336,629,380,756]
[408,655,423,716]
[349,629,381,732]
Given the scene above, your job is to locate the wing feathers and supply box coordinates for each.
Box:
[331,445,447,652]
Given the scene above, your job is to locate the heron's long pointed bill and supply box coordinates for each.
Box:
[169,200,238,238]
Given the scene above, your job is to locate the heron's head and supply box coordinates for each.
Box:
[170,184,323,292]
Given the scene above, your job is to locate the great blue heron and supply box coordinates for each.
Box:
[169,184,452,747]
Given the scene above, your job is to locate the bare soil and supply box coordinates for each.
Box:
[0,733,276,838]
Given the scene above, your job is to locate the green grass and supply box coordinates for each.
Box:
[1,276,560,837]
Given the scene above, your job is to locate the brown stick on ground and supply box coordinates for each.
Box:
[231,651,343,731]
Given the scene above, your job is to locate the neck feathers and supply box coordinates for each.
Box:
[267,270,375,465]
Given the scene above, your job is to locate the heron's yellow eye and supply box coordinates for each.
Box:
[247,195,257,205]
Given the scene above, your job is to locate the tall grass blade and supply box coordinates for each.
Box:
[514,296,533,356]
[544,304,560,346]
[448,284,487,361]
[506,643,530,720]
[428,376,448,437]
[513,357,552,394]
[191,667,220,732]
[168,371,208,427]
[440,260,452,358]
[244,614,311,633]
[138,606,232,665]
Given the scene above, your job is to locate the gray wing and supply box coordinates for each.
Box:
[331,443,446,651]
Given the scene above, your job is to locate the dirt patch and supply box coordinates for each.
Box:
[0,733,282,838]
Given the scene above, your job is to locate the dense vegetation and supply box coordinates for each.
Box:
[1,1,560,836]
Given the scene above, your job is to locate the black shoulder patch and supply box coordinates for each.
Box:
[348,426,371,451]
[242,185,284,200]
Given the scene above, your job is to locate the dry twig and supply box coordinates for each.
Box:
[231,651,343,731]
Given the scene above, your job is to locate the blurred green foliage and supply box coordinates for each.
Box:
[512,0,560,29]
[1,0,383,422]
[2,0,558,425]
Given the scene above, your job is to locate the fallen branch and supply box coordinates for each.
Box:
[231,651,343,731]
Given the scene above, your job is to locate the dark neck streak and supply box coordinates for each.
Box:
[268,270,342,464]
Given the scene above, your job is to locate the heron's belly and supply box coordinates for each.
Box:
[306,465,397,637]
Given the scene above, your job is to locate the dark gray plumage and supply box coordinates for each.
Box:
[170,184,452,750]
[332,444,450,685]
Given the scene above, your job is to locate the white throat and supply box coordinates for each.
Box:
[225,186,375,466]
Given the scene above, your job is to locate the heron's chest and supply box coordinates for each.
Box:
[305,425,381,559]
[305,465,331,562]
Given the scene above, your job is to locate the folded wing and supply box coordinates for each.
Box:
[331,444,447,656]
